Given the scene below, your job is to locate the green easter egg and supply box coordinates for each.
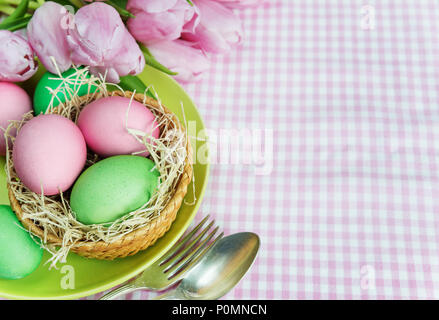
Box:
[33,68,97,115]
[0,205,43,280]
[70,155,160,225]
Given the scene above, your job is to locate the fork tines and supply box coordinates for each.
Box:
[159,215,224,280]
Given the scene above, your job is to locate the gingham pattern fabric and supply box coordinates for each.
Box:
[94,0,439,299]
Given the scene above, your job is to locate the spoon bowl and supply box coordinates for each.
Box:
[154,232,260,300]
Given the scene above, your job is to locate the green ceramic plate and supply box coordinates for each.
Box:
[0,65,209,299]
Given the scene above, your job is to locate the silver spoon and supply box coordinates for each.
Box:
[153,232,260,300]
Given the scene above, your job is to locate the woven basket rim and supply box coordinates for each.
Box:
[7,90,193,256]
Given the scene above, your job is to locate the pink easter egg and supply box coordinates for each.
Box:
[13,114,87,195]
[77,96,160,157]
[0,82,32,155]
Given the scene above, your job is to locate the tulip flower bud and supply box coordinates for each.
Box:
[147,40,210,84]
[27,1,73,74]
[0,30,38,82]
[182,0,243,55]
[66,2,145,83]
[127,0,197,44]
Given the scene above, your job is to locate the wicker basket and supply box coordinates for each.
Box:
[7,91,193,260]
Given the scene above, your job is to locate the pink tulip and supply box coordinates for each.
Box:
[127,0,197,44]
[66,2,145,83]
[147,40,210,83]
[0,30,38,82]
[88,34,145,83]
[27,1,73,74]
[212,0,267,9]
[182,0,243,55]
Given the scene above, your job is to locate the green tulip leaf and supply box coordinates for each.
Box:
[0,15,31,31]
[1,0,29,23]
[111,75,157,100]
[107,0,135,19]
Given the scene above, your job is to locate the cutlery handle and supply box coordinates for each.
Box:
[99,283,139,300]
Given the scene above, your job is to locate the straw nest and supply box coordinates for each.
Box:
[4,68,193,268]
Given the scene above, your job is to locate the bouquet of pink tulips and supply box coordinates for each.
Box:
[0,0,266,86]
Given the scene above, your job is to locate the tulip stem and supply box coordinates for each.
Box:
[1,0,28,25]
[0,15,31,30]
[29,1,39,10]
[68,0,82,9]
[3,16,29,31]
[1,0,39,10]
[0,4,14,15]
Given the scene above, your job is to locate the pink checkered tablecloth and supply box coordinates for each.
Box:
[93,0,439,299]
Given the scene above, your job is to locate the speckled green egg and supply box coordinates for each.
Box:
[70,155,160,225]
[0,205,43,280]
[33,68,97,115]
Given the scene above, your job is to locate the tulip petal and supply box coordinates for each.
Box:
[182,0,243,54]
[127,0,179,13]
[67,2,127,65]
[27,2,72,74]
[182,1,201,34]
[111,35,146,81]
[0,30,38,82]
[127,10,184,43]
[89,66,120,83]
[147,40,210,84]
[127,0,196,44]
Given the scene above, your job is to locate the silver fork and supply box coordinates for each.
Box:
[99,216,223,300]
